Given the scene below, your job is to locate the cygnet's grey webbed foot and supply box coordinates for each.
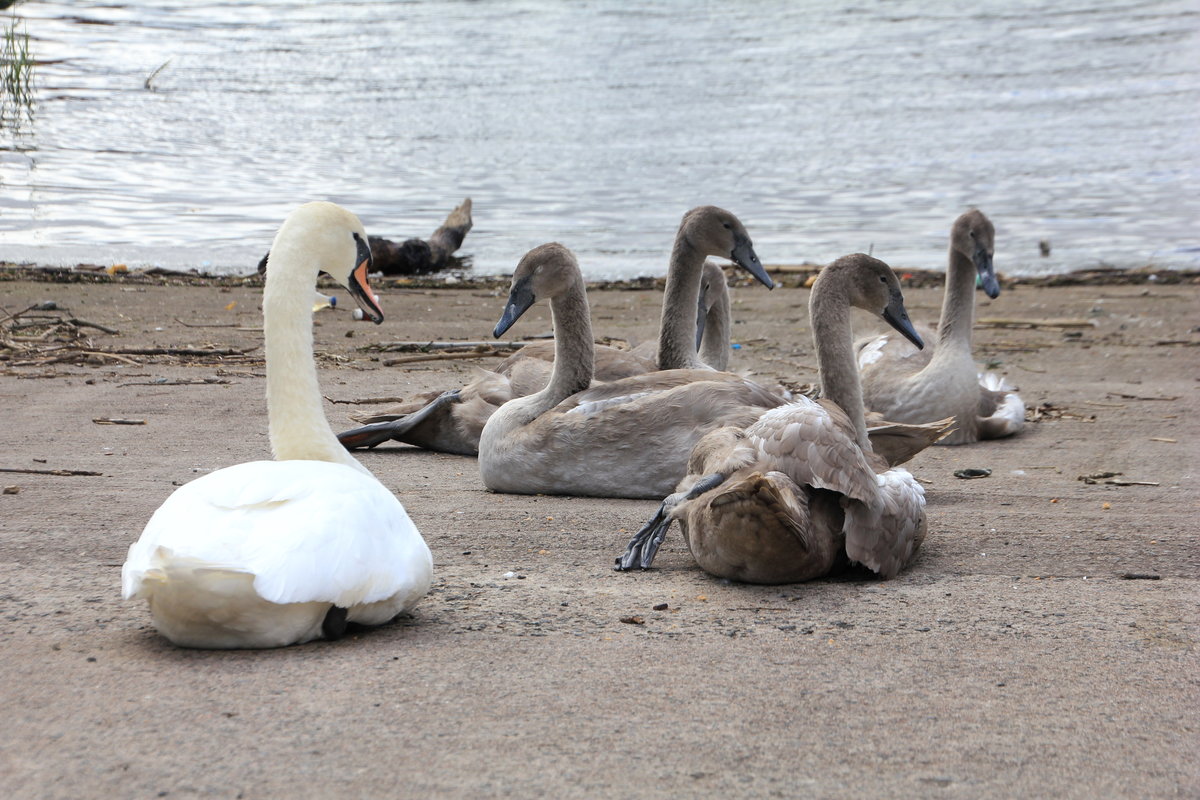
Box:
[337,389,462,450]
[615,503,673,571]
[614,472,728,571]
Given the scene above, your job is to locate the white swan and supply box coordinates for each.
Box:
[122,202,433,649]
[856,210,1024,444]
[338,205,773,454]
[616,254,939,583]
[477,243,783,499]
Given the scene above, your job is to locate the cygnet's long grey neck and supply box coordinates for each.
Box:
[521,281,596,421]
[935,246,979,353]
[811,281,870,450]
[657,235,706,370]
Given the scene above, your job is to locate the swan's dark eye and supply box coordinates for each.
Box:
[879,275,887,283]
[722,222,732,230]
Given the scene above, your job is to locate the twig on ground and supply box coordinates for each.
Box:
[119,378,232,387]
[368,340,528,353]
[1107,392,1179,401]
[174,317,238,328]
[976,318,1095,330]
[0,467,104,477]
[68,319,120,334]
[324,395,408,405]
[383,351,510,367]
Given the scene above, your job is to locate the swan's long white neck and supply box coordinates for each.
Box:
[263,237,367,473]
[656,235,706,370]
[811,279,870,450]
[935,246,977,353]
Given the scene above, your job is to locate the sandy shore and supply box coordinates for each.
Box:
[1,267,1197,798]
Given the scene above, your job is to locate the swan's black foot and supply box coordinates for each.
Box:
[614,473,728,571]
[337,389,462,450]
[322,605,349,640]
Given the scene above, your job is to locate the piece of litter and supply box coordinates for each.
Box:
[953,468,991,479]
[620,616,645,625]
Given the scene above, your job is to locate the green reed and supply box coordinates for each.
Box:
[2,14,34,126]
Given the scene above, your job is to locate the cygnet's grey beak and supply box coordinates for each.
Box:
[494,276,536,338]
[975,247,1000,299]
[731,235,774,290]
[883,293,924,350]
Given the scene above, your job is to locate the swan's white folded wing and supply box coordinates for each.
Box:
[123,460,430,608]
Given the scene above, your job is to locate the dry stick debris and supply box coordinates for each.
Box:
[1026,403,1096,423]
[119,378,232,387]
[368,341,528,353]
[383,351,511,367]
[1077,472,1160,487]
[174,318,238,328]
[3,307,261,368]
[324,395,408,405]
[1108,392,1180,401]
[976,317,1096,330]
[0,467,104,477]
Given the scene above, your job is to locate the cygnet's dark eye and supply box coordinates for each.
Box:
[879,275,887,283]
[722,222,732,230]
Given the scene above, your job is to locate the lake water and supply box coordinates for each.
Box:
[1,0,1197,279]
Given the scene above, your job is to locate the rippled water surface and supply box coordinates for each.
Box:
[1,1,1197,277]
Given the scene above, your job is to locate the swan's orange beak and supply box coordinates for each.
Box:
[347,236,384,324]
